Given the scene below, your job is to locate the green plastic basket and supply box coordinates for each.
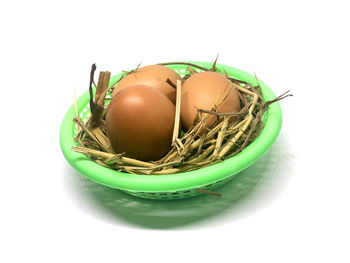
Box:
[60,61,282,200]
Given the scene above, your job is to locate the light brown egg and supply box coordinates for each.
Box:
[180,71,241,131]
[111,65,181,104]
[106,84,175,161]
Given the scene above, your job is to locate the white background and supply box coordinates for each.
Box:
[1,0,349,262]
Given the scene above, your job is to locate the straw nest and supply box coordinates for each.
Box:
[72,61,291,175]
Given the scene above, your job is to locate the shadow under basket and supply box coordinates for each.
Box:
[60,61,282,200]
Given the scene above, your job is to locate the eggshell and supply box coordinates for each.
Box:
[106,85,176,161]
[180,71,241,131]
[111,65,181,104]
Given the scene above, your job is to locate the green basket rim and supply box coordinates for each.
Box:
[59,61,282,193]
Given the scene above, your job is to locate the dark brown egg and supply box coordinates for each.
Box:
[106,84,175,161]
[180,71,241,131]
[111,65,181,104]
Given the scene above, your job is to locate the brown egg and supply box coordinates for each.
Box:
[180,71,241,131]
[111,65,181,104]
[106,84,176,161]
